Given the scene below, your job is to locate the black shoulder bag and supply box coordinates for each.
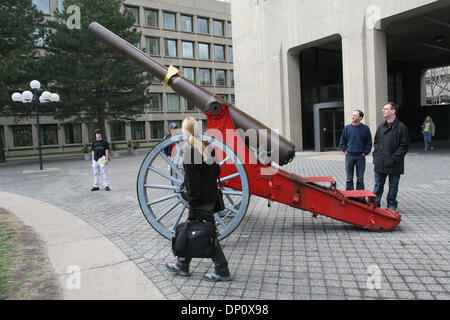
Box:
[172,220,217,258]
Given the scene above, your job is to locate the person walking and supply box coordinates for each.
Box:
[163,123,178,158]
[339,110,372,191]
[91,128,111,191]
[372,103,409,212]
[421,116,435,151]
[165,117,231,282]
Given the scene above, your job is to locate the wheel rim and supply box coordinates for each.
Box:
[137,134,250,240]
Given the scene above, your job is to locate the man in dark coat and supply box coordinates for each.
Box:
[372,102,409,211]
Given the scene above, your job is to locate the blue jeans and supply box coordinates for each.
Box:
[423,132,433,150]
[373,172,400,209]
[345,154,366,190]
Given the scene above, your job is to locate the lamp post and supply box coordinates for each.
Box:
[12,80,60,170]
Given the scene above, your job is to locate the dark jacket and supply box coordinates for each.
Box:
[183,146,220,222]
[163,133,174,156]
[373,118,409,175]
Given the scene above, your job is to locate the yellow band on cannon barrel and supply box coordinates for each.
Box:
[163,65,181,86]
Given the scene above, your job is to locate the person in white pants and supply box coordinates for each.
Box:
[91,129,111,191]
[92,156,109,190]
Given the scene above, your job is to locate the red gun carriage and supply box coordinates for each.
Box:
[89,23,401,240]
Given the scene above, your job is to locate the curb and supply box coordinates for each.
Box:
[0,191,165,300]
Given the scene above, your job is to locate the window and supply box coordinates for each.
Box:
[164,12,176,30]
[110,122,126,141]
[57,0,64,12]
[182,41,194,58]
[87,124,96,142]
[181,15,193,32]
[199,43,210,60]
[149,93,162,111]
[214,45,225,61]
[126,6,140,25]
[215,69,226,86]
[146,37,160,55]
[167,93,180,111]
[40,124,58,145]
[150,121,164,139]
[183,67,196,82]
[165,39,177,57]
[186,100,197,111]
[198,17,209,34]
[64,123,82,144]
[150,73,161,84]
[228,22,232,38]
[213,20,224,36]
[230,94,235,106]
[200,69,212,85]
[229,46,233,62]
[12,125,32,147]
[144,9,158,27]
[131,122,146,140]
[230,70,234,86]
[424,66,450,105]
[32,0,50,14]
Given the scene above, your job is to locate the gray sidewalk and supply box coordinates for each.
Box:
[0,141,449,300]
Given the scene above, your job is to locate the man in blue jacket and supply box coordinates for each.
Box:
[339,110,373,191]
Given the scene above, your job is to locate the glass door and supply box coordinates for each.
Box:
[320,108,344,151]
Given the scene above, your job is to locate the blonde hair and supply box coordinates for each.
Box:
[182,116,210,162]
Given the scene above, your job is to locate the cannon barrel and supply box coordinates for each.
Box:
[89,22,296,165]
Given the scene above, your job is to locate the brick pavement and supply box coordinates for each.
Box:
[0,140,449,300]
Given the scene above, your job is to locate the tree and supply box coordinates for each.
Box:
[0,0,43,162]
[40,0,147,135]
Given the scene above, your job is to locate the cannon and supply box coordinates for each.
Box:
[89,22,401,240]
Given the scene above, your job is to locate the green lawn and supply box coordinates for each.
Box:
[0,221,19,300]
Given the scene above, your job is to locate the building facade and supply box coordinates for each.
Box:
[1,0,233,156]
[231,0,450,151]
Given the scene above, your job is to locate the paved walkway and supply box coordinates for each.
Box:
[0,140,449,300]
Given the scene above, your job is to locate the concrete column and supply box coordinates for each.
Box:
[125,123,132,141]
[57,124,64,151]
[342,29,388,135]
[4,125,13,153]
[145,121,151,143]
[105,122,111,143]
[81,124,89,145]
[286,54,303,150]
[365,29,388,131]
[31,123,38,151]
